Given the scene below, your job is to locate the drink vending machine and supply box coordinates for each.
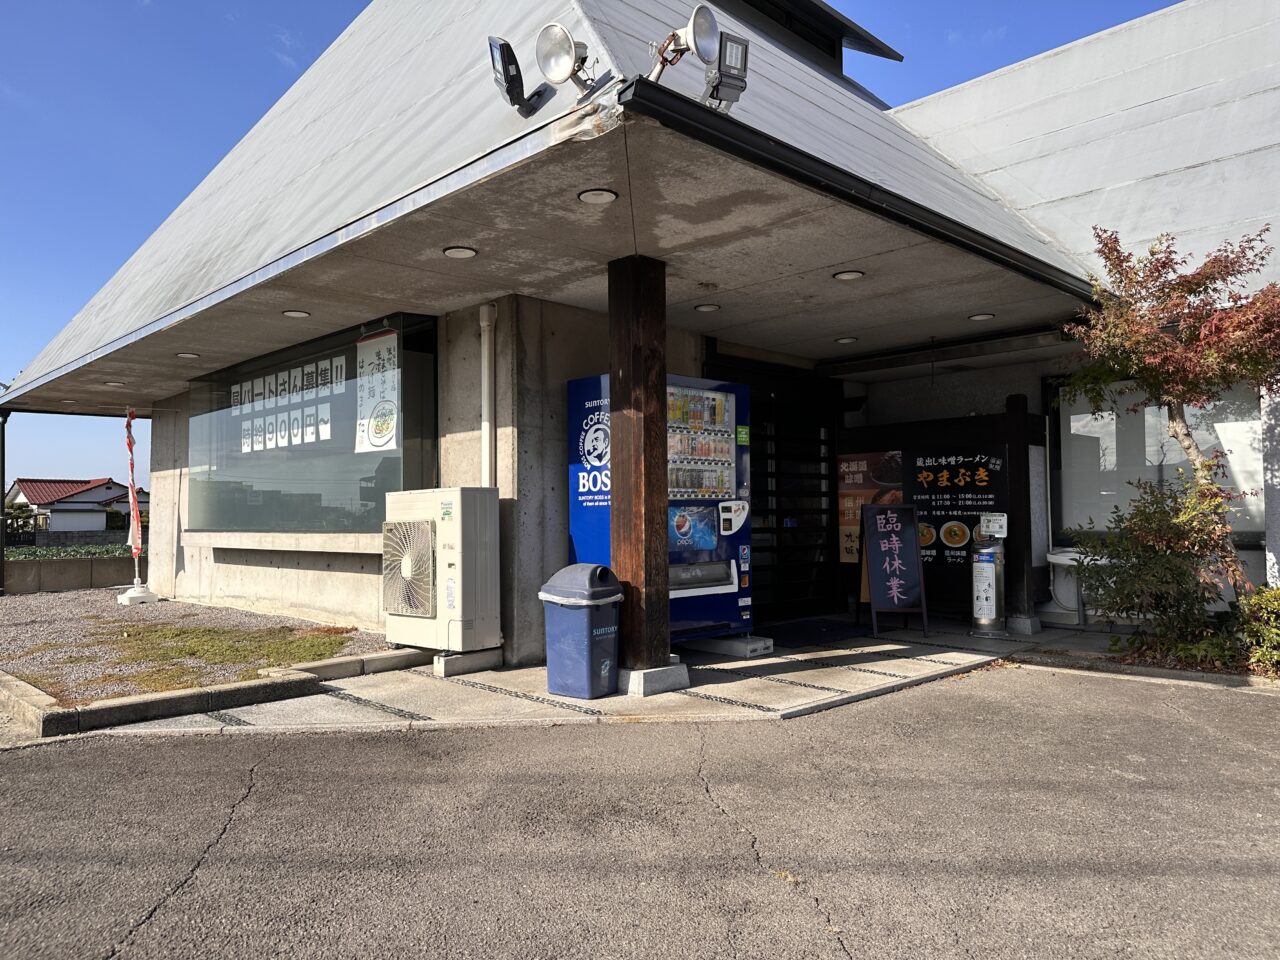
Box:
[567,374,753,640]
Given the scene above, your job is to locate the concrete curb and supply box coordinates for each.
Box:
[0,668,325,738]
[0,649,435,739]
[1009,651,1280,693]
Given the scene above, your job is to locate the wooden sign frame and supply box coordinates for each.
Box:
[859,504,930,639]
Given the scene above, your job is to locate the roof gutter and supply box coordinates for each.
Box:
[616,77,1094,303]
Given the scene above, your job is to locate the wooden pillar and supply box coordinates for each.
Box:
[609,256,670,670]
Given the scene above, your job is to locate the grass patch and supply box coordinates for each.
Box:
[102,623,353,672]
[10,671,82,707]
[115,664,206,694]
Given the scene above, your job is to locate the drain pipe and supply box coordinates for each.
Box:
[0,410,8,597]
[479,302,497,488]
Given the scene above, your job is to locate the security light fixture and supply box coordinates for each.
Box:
[968,313,996,321]
[536,23,596,95]
[489,36,548,118]
[176,352,201,359]
[443,246,478,260]
[833,270,865,281]
[648,4,720,83]
[578,188,618,205]
[694,304,721,313]
[834,336,859,345]
[282,310,311,319]
[702,32,749,113]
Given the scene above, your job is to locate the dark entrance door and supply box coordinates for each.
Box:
[703,345,845,623]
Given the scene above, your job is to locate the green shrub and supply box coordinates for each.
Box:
[1239,586,1280,677]
[1073,466,1248,670]
[5,544,146,560]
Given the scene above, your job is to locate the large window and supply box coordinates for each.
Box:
[1056,383,1263,541]
[188,316,436,533]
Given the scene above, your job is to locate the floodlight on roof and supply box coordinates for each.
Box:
[701,31,749,113]
[536,23,596,95]
[488,35,549,118]
[647,4,721,84]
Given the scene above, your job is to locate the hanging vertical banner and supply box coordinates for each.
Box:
[355,330,399,453]
[124,409,143,560]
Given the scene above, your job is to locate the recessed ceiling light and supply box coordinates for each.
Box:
[833,270,865,281]
[282,310,311,319]
[968,313,996,321]
[578,188,618,205]
[61,399,77,404]
[834,336,859,345]
[443,246,478,259]
[104,381,126,387]
[176,352,201,359]
[694,304,721,313]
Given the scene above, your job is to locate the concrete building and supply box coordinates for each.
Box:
[3,478,146,533]
[1,0,1275,665]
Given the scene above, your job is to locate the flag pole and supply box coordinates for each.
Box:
[118,407,157,606]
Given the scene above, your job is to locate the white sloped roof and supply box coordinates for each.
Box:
[3,0,1084,405]
[893,0,1280,285]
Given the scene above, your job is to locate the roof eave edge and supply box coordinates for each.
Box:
[615,77,1093,302]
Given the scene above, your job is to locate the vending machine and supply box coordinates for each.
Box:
[567,374,753,640]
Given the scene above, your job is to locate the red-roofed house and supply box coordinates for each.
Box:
[3,478,148,532]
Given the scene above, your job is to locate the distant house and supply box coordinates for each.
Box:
[3,478,149,532]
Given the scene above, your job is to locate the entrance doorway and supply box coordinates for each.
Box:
[704,345,845,624]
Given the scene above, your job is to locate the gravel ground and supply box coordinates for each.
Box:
[0,589,385,704]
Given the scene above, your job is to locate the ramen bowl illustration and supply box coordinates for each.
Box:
[918,522,937,548]
[940,521,970,549]
[368,400,398,447]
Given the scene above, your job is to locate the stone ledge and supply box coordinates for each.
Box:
[183,531,382,555]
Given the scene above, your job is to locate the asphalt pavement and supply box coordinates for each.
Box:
[2,664,1277,959]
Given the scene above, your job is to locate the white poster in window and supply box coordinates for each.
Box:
[302,363,317,401]
[317,359,332,398]
[253,417,265,452]
[277,371,289,409]
[290,410,303,446]
[253,378,265,411]
[304,406,317,444]
[265,372,277,409]
[290,367,302,405]
[332,355,347,394]
[265,416,277,450]
[276,412,290,449]
[231,382,242,416]
[318,403,331,441]
[241,420,253,454]
[355,331,399,454]
[242,382,254,415]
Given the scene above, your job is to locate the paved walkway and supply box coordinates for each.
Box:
[108,619,1035,734]
[4,666,1276,959]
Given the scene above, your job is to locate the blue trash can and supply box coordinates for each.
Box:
[539,564,623,699]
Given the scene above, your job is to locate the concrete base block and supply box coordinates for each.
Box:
[1007,616,1042,636]
[434,647,504,678]
[117,584,161,606]
[618,663,690,697]
[678,635,774,659]
[362,649,434,674]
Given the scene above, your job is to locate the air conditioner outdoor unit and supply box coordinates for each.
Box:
[383,487,501,652]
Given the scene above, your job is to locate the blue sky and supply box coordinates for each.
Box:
[0,0,1178,490]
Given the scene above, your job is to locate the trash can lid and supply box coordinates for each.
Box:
[538,564,623,606]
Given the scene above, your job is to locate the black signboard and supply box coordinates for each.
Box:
[859,504,929,638]
[904,449,1009,609]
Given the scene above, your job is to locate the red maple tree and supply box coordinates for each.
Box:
[1066,225,1280,469]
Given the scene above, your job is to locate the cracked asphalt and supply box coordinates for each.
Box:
[2,664,1277,959]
